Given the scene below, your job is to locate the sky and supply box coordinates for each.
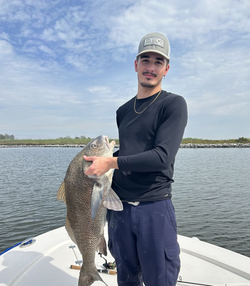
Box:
[0,0,250,140]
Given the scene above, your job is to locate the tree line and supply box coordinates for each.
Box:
[0,134,249,144]
[0,134,15,140]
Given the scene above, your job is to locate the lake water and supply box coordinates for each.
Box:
[0,147,249,257]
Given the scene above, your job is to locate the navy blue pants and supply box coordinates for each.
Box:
[107,200,180,286]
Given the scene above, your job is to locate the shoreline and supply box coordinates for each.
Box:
[0,143,250,148]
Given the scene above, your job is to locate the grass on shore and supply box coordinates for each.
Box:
[0,137,119,145]
[181,137,250,144]
[0,137,249,145]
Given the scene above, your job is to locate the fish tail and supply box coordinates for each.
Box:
[78,267,106,286]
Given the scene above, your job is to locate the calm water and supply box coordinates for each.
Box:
[0,147,249,257]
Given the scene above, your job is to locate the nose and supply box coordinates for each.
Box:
[146,62,155,72]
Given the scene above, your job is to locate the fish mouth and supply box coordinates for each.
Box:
[104,135,115,149]
[105,135,111,149]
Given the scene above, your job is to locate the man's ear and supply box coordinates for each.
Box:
[134,59,138,72]
[164,64,170,76]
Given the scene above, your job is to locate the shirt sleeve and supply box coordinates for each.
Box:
[117,96,188,172]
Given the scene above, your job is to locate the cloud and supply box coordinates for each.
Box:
[38,44,54,54]
[108,0,250,51]
[0,39,13,56]
[0,0,249,139]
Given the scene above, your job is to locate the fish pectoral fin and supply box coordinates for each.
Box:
[91,181,104,219]
[103,188,123,211]
[57,181,66,203]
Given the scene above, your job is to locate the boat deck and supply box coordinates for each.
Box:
[1,227,250,286]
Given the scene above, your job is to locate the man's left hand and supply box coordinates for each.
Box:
[84,156,118,177]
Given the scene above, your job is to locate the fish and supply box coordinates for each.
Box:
[57,135,123,286]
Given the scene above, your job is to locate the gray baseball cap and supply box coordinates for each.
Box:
[137,32,170,60]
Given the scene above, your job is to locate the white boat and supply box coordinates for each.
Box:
[1,226,250,286]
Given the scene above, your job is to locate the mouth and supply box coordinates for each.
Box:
[143,72,157,78]
[104,135,115,150]
[104,136,110,148]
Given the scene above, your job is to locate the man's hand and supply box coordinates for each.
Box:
[84,156,118,177]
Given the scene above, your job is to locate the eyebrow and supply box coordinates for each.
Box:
[140,54,165,62]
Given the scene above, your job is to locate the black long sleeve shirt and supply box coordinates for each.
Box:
[112,90,188,202]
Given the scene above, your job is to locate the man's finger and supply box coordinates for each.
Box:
[83,155,93,161]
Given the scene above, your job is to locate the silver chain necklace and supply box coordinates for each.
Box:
[134,90,162,114]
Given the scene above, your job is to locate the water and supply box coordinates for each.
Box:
[173,148,250,257]
[0,147,249,257]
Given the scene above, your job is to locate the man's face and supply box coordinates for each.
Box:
[135,52,170,89]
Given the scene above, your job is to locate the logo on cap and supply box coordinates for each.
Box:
[144,37,164,48]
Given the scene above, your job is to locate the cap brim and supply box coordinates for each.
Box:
[136,49,170,60]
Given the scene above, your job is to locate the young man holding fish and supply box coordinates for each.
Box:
[85,32,188,286]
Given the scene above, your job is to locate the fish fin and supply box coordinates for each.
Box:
[105,169,114,183]
[57,181,66,203]
[97,235,107,256]
[65,215,76,244]
[103,188,123,211]
[79,267,106,286]
[91,181,104,219]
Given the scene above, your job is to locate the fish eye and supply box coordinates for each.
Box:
[91,143,97,149]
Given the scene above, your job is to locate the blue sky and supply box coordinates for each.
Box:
[0,0,249,140]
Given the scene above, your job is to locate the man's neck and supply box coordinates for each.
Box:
[137,85,162,99]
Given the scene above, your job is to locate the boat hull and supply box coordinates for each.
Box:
[1,226,250,286]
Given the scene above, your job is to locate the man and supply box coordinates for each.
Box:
[85,32,188,286]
